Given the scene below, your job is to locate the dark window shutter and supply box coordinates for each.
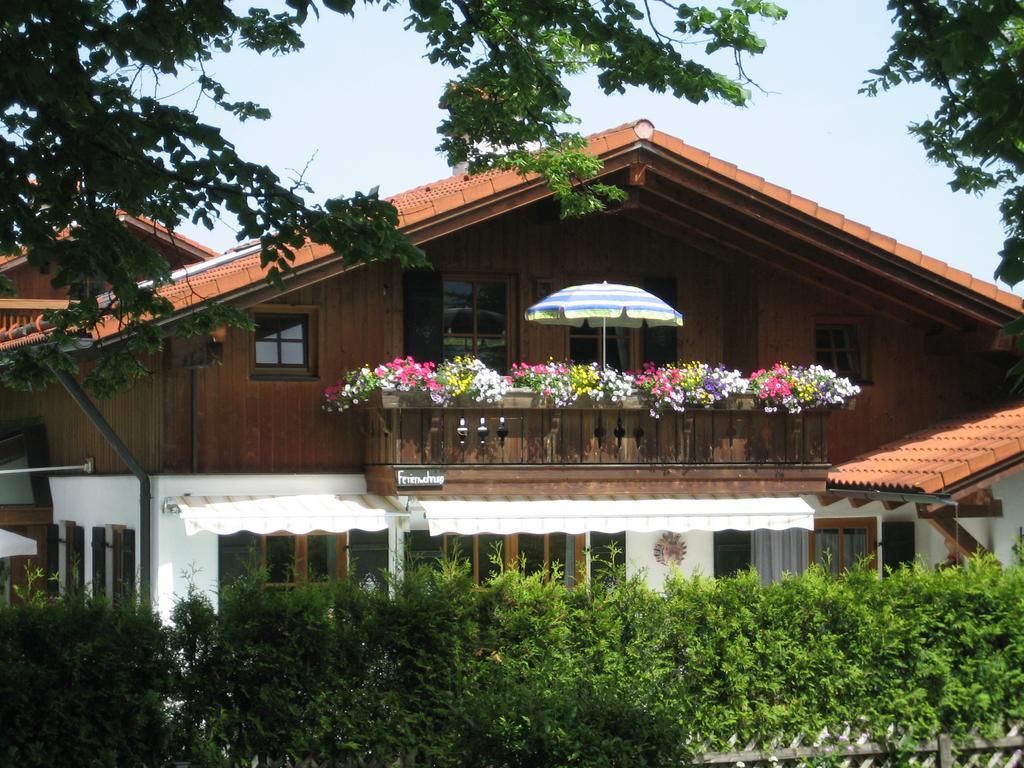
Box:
[643,276,678,366]
[92,527,107,597]
[72,525,85,592]
[403,269,443,363]
[881,521,916,574]
[45,524,60,596]
[121,529,136,597]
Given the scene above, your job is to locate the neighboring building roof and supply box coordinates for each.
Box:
[828,402,1024,495]
[117,213,219,263]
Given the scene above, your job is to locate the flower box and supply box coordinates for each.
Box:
[327,358,861,416]
[362,389,856,412]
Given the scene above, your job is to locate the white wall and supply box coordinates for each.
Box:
[804,495,999,569]
[49,475,140,595]
[50,473,372,622]
[991,472,1024,566]
[625,530,715,590]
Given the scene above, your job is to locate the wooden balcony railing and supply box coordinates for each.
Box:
[362,392,831,468]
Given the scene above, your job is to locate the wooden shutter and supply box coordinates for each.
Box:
[71,524,85,593]
[91,527,107,597]
[45,523,59,596]
[643,276,678,366]
[881,521,916,574]
[403,269,443,363]
[121,529,136,597]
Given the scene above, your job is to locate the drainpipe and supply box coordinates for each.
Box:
[50,367,152,600]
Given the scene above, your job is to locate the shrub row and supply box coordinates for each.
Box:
[1,558,1023,767]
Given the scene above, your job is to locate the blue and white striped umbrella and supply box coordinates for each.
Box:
[525,282,683,367]
[525,282,683,328]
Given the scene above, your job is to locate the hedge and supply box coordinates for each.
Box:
[0,558,1022,767]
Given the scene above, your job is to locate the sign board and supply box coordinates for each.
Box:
[395,468,445,489]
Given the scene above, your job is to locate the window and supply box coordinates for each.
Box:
[406,530,445,571]
[442,279,508,370]
[348,529,389,589]
[0,425,52,507]
[251,307,318,378]
[713,530,752,578]
[439,533,584,586]
[815,323,864,380]
[515,533,577,584]
[589,531,626,583]
[569,324,632,370]
[254,313,309,369]
[809,518,877,574]
[217,531,349,588]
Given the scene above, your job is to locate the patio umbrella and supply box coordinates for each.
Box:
[0,528,37,558]
[525,282,684,368]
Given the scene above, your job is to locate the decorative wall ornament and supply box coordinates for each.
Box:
[653,532,687,567]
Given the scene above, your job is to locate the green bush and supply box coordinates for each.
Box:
[0,594,171,767]
[1,557,1023,767]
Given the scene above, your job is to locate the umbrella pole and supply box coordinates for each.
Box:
[601,318,607,369]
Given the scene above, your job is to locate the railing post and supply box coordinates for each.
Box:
[938,732,954,768]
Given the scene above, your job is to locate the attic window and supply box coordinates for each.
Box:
[251,308,317,379]
[815,323,863,380]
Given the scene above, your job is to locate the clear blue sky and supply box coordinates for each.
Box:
[178,0,1010,288]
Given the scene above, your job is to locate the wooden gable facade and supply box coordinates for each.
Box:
[3,119,1023,606]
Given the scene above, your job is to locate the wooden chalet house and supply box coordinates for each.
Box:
[2,120,1023,614]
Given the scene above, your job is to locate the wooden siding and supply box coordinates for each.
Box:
[4,199,1010,477]
[164,203,1009,473]
[163,262,404,472]
[0,356,166,474]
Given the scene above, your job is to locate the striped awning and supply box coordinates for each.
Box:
[525,283,684,328]
[416,495,814,536]
[171,494,409,536]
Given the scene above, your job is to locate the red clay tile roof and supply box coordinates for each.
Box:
[388,119,1021,312]
[2,119,1021,354]
[118,213,220,262]
[829,402,1024,494]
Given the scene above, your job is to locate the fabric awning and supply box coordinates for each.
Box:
[172,494,408,536]
[417,495,814,536]
[0,528,37,558]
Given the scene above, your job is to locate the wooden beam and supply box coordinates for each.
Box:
[630,189,958,331]
[919,507,989,557]
[614,201,734,264]
[816,494,845,507]
[954,488,994,506]
[637,183,968,330]
[848,497,872,508]
[366,464,829,497]
[0,507,53,526]
[628,162,649,186]
[918,501,1003,519]
[640,158,1016,326]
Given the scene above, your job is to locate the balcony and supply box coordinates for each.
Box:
[360,390,840,496]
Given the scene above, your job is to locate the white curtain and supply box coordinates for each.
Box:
[752,528,808,585]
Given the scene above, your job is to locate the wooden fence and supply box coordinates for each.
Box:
[691,725,1024,768]
[231,725,1024,768]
